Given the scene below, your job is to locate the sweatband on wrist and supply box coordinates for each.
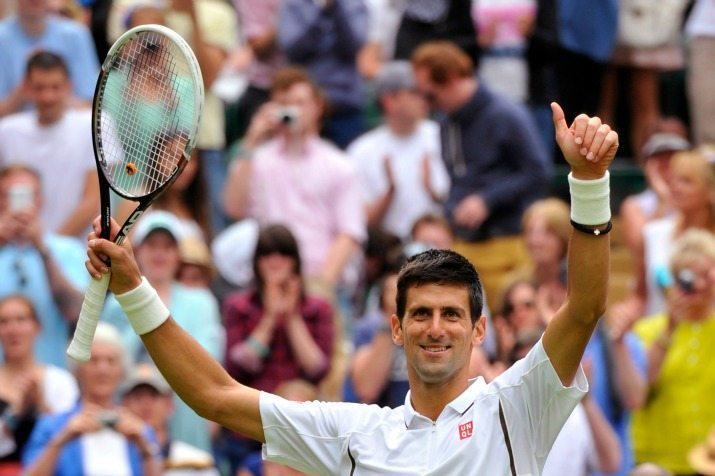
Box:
[568,171,611,225]
[115,277,169,335]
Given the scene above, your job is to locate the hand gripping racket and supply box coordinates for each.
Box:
[67,24,204,361]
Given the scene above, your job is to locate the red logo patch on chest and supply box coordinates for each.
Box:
[458,421,473,440]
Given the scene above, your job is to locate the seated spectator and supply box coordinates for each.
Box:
[0,295,78,476]
[350,262,407,407]
[0,0,98,116]
[408,212,455,253]
[121,363,219,476]
[0,51,99,238]
[177,236,216,291]
[632,229,715,474]
[218,224,335,475]
[223,66,366,295]
[22,323,160,476]
[611,128,690,329]
[347,60,449,242]
[0,164,87,368]
[102,211,223,453]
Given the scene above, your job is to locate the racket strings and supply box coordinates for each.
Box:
[98,30,195,198]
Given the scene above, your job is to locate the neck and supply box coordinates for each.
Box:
[82,395,114,409]
[685,303,714,322]
[408,376,469,422]
[19,13,47,37]
[3,355,37,373]
[154,425,168,448]
[386,116,418,137]
[37,109,65,127]
[281,133,310,155]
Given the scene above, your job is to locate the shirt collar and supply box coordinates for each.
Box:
[403,377,488,428]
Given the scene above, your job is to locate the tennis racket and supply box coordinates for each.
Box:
[67,24,204,361]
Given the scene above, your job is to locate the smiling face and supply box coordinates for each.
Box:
[392,283,485,388]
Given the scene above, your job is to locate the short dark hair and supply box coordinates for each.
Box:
[395,249,483,325]
[26,51,69,78]
[252,224,303,298]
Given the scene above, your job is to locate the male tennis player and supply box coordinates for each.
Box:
[85,102,618,475]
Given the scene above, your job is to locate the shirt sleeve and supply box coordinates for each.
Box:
[492,338,588,461]
[260,392,371,475]
[331,160,367,243]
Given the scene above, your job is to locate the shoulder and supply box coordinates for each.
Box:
[633,314,667,342]
[45,234,86,255]
[347,126,389,154]
[0,111,35,132]
[48,16,90,37]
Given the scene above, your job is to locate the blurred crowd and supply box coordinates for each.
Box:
[0,0,714,475]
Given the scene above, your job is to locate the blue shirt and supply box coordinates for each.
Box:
[0,16,99,101]
[442,84,552,241]
[102,282,223,452]
[584,327,647,476]
[22,404,157,476]
[277,0,368,111]
[557,0,618,62]
[0,235,88,368]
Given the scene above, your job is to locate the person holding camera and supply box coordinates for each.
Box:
[0,164,87,369]
[630,229,715,475]
[22,323,161,476]
[223,66,365,296]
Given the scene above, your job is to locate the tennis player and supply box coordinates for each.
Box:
[84,102,618,475]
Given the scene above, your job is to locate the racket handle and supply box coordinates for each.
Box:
[67,274,110,362]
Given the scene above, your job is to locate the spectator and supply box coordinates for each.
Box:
[411,40,551,305]
[394,0,479,64]
[177,236,216,290]
[612,128,690,326]
[0,164,87,368]
[223,66,366,294]
[347,60,450,241]
[632,229,715,474]
[472,0,536,103]
[518,197,570,316]
[231,0,286,140]
[0,51,99,238]
[0,295,78,476]
[600,0,689,153]
[0,0,98,117]
[218,224,334,475]
[408,212,454,252]
[350,263,407,407]
[357,0,406,80]
[277,0,369,149]
[686,0,715,146]
[22,323,161,476]
[121,363,219,475]
[102,211,223,453]
[112,0,239,234]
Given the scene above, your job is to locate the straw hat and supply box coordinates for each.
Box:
[688,428,715,475]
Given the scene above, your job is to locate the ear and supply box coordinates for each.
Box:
[391,313,404,346]
[471,315,487,347]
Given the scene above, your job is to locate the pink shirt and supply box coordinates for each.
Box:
[248,136,366,276]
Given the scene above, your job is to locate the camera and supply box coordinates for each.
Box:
[96,410,119,428]
[8,184,33,212]
[675,269,696,294]
[275,106,300,126]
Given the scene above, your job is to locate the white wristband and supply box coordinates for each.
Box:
[568,171,611,225]
[115,277,169,335]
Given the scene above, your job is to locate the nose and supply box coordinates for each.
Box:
[426,312,444,339]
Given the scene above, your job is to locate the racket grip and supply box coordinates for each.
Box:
[67,274,110,362]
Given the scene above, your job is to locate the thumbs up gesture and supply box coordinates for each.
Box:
[551,102,618,180]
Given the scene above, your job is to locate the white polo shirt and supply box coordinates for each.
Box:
[260,339,587,475]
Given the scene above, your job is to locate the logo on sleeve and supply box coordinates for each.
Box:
[458,421,473,440]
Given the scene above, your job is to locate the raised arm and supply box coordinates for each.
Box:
[85,218,265,442]
[542,102,618,385]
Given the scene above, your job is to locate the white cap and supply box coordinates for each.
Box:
[132,210,184,244]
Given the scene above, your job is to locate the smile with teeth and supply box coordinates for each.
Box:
[421,345,450,352]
